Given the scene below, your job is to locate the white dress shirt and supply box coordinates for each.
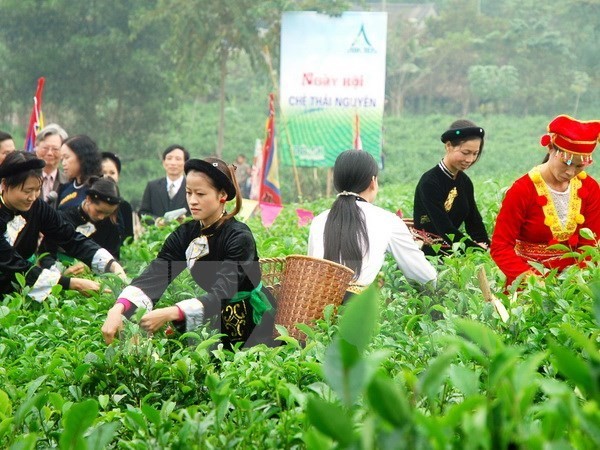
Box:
[308,201,437,286]
[166,175,184,198]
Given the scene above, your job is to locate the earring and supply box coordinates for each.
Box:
[219,198,227,203]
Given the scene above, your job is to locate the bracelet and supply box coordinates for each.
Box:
[105,259,116,273]
[115,298,132,313]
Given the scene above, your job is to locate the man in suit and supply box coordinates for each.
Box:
[35,124,69,208]
[139,144,191,222]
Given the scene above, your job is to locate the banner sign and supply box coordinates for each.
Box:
[279,11,387,167]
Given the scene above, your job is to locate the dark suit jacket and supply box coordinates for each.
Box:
[139,177,190,219]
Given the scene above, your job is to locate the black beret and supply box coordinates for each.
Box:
[441,126,485,143]
[184,158,236,200]
[0,158,45,179]
[87,188,122,205]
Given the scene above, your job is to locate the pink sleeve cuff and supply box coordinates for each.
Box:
[116,298,133,312]
[176,305,185,321]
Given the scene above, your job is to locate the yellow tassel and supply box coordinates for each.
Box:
[576,214,585,224]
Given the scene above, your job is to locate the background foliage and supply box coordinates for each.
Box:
[1,0,598,205]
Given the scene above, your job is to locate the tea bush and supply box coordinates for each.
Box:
[1,180,598,449]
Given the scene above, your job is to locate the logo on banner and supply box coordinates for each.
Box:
[349,24,376,54]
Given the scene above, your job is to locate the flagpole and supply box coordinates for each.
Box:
[262,46,303,200]
[24,77,46,152]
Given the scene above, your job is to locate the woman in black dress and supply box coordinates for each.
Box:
[0,152,126,301]
[413,119,489,255]
[102,157,274,348]
[39,177,123,272]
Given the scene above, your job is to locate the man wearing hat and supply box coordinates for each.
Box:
[491,115,600,287]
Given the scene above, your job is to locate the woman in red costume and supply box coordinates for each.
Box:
[491,115,600,287]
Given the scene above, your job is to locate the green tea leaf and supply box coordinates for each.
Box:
[0,389,11,417]
[60,399,99,450]
[418,347,458,402]
[448,364,480,397]
[86,422,119,450]
[367,373,410,426]
[579,227,596,241]
[455,319,504,355]
[9,433,38,450]
[549,342,595,398]
[306,397,355,446]
[0,417,14,441]
[338,286,379,355]
[141,402,161,426]
[303,426,333,450]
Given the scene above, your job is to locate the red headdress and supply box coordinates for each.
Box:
[540,115,600,165]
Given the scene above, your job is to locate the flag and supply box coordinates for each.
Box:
[260,202,283,228]
[24,77,46,152]
[249,138,263,201]
[296,208,314,227]
[259,93,282,205]
[258,94,283,227]
[353,111,363,150]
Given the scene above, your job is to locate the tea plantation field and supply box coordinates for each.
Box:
[1,180,599,449]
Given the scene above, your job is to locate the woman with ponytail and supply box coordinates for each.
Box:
[308,150,436,298]
[102,157,274,348]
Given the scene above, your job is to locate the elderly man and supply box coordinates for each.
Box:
[35,124,68,207]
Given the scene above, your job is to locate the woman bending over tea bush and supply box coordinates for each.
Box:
[308,150,436,301]
[413,119,490,256]
[0,151,126,301]
[102,157,275,349]
[491,115,600,286]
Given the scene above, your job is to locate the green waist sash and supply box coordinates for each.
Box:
[230,282,273,325]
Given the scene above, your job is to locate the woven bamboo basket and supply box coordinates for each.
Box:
[259,256,287,300]
[273,254,355,340]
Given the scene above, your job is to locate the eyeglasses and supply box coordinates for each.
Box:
[37,146,61,153]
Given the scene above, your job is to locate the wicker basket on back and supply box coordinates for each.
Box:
[259,256,287,300]
[260,255,355,340]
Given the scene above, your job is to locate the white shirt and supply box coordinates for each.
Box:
[166,175,184,196]
[308,201,437,286]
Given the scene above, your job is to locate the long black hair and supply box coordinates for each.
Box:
[323,150,378,277]
[63,135,102,184]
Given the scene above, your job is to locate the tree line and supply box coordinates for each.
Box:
[0,0,597,163]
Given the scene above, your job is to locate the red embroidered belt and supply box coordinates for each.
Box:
[515,240,566,263]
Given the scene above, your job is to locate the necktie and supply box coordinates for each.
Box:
[44,175,54,200]
[168,182,176,199]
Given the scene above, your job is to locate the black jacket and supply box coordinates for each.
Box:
[413,163,489,254]
[139,177,190,219]
[0,198,102,296]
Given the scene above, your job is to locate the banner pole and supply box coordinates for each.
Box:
[262,46,303,200]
